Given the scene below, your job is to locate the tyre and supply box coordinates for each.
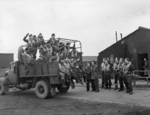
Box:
[35,80,50,99]
[57,83,70,93]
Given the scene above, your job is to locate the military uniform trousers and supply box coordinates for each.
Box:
[101,71,105,88]
[114,71,119,89]
[124,74,133,93]
[105,71,112,89]
[118,72,124,90]
[86,72,94,91]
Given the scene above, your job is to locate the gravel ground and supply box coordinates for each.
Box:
[0,89,150,115]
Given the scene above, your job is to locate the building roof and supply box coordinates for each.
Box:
[82,56,97,62]
[0,53,13,55]
[99,26,150,54]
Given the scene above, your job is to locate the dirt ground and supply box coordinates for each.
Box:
[0,90,150,115]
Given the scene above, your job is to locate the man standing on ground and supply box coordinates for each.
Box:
[113,57,119,90]
[101,58,106,88]
[118,58,125,91]
[91,62,96,91]
[104,60,112,89]
[124,58,134,95]
[85,62,92,91]
[91,61,99,92]
[143,58,149,76]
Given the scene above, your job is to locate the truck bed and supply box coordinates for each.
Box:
[18,61,59,77]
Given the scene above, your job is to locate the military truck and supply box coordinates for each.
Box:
[0,38,82,99]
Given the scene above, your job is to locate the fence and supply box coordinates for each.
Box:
[133,70,150,87]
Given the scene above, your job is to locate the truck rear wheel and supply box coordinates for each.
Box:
[57,83,70,93]
[35,80,50,99]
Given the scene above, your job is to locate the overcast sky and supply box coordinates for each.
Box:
[0,0,150,60]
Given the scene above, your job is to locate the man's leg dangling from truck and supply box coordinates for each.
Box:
[59,72,67,88]
[70,69,75,89]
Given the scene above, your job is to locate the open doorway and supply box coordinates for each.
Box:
[138,53,148,76]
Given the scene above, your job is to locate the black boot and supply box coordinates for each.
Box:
[105,86,108,89]
[109,86,111,90]
[129,91,133,95]
[129,87,133,95]
[126,89,130,93]
[114,85,118,90]
[118,88,124,91]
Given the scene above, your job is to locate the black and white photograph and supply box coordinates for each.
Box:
[0,0,150,115]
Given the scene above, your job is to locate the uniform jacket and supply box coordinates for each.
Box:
[85,66,91,80]
[91,65,98,79]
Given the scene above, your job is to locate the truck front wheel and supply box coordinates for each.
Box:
[35,80,50,99]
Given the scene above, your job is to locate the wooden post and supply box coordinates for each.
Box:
[120,33,123,39]
[115,31,118,42]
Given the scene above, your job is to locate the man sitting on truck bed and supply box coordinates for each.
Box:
[19,33,82,82]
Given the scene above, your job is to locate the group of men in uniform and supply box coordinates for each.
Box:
[19,33,80,63]
[18,33,82,88]
[101,57,134,95]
